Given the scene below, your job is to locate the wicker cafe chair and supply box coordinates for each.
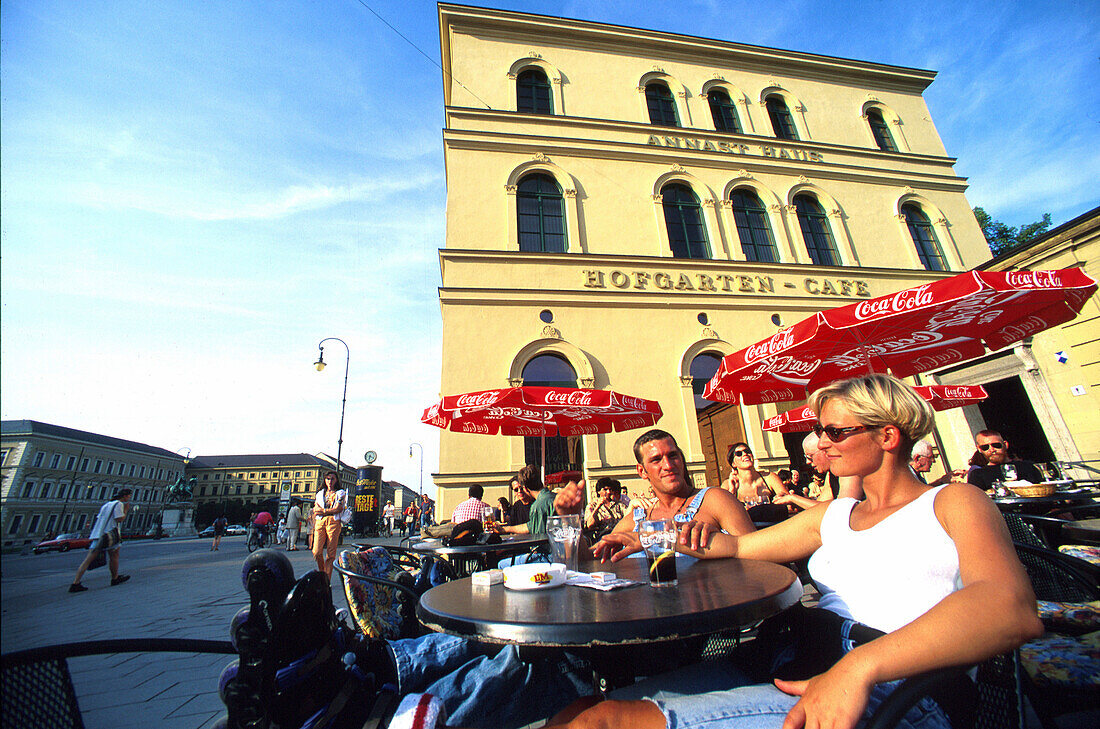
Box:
[1,638,236,729]
[864,652,1025,729]
[335,546,456,640]
[1009,541,1100,729]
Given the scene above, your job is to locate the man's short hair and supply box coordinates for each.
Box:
[116,488,133,499]
[469,483,484,499]
[976,429,1004,442]
[595,476,622,498]
[517,465,543,492]
[802,432,820,454]
[632,429,678,463]
[911,440,934,459]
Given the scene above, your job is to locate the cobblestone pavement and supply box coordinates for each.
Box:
[2,534,401,729]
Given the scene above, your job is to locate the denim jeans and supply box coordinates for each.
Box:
[389,633,594,728]
[610,618,954,729]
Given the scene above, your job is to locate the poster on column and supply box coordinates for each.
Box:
[354,466,383,535]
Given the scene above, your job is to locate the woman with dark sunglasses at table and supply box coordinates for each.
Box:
[724,442,790,522]
[569,374,1041,729]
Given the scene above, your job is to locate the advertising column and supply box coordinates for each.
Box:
[353,466,383,535]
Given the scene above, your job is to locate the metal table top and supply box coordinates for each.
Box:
[417,556,802,648]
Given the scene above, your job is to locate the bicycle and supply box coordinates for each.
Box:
[246,527,270,553]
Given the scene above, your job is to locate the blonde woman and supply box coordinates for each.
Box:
[578,374,1041,729]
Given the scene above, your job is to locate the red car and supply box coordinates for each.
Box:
[32,532,93,554]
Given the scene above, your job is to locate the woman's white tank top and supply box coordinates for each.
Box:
[808,485,962,633]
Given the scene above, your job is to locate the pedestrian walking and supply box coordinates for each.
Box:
[382,500,395,536]
[212,514,228,551]
[69,488,134,593]
[284,499,303,551]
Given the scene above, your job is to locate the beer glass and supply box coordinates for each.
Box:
[547,515,581,572]
[638,519,677,586]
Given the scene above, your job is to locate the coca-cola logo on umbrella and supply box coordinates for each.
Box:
[852,284,934,321]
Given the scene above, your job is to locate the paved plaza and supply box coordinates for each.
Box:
[1,534,399,729]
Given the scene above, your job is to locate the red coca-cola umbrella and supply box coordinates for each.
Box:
[422,386,663,476]
[704,269,1096,406]
[762,385,989,433]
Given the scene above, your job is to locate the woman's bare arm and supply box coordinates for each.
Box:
[776,484,1043,729]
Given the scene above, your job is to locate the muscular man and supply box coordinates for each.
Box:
[967,430,1043,490]
[555,429,754,539]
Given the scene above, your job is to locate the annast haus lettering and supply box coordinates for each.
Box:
[584,270,870,297]
[646,135,824,162]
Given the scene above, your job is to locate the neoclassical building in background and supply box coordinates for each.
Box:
[431,4,998,514]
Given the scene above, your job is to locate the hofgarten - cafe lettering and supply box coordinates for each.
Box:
[583,269,872,297]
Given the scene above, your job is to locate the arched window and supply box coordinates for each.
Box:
[521,354,582,475]
[517,68,552,114]
[867,109,897,152]
[662,184,710,259]
[766,96,799,140]
[729,189,778,263]
[645,82,679,126]
[517,174,566,253]
[708,88,741,133]
[902,203,947,271]
[690,352,747,489]
[794,194,840,265]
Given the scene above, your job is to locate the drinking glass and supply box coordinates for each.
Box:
[483,505,494,527]
[547,514,581,572]
[638,519,677,586]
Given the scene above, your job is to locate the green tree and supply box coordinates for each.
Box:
[973,207,1053,256]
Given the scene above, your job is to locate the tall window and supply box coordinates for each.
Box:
[902,203,947,271]
[867,109,897,151]
[766,96,799,140]
[662,184,710,259]
[794,194,841,265]
[691,353,747,489]
[516,68,552,114]
[521,354,582,476]
[645,82,679,126]
[708,89,741,133]
[729,189,778,262]
[517,174,567,253]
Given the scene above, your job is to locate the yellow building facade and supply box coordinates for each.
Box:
[433,4,996,515]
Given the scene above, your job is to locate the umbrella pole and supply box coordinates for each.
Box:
[541,424,547,479]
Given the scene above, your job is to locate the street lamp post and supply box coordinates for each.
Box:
[409,442,423,499]
[314,338,350,483]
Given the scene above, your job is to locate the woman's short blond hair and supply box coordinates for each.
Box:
[809,374,934,454]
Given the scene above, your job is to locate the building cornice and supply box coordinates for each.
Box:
[439,4,937,100]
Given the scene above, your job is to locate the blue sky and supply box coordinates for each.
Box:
[2,1,1097,494]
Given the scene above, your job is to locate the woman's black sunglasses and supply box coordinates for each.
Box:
[812,423,873,442]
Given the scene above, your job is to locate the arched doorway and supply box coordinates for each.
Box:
[521,354,584,476]
[689,353,746,488]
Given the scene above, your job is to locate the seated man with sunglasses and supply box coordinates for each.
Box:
[966,430,1043,491]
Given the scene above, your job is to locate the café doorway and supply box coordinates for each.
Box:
[977,376,1054,463]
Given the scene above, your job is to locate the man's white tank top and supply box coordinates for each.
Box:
[808,485,962,634]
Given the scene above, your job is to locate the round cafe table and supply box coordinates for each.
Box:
[417,555,801,647]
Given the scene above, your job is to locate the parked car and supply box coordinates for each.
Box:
[32,533,93,554]
[226,525,247,536]
[198,526,217,538]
